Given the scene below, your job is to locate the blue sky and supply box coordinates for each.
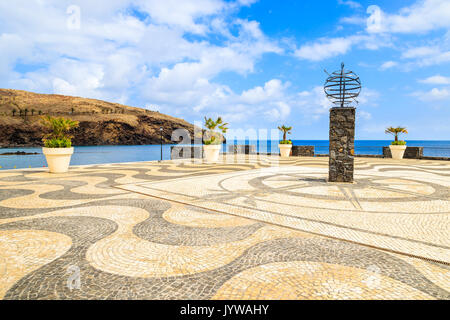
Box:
[1,0,449,139]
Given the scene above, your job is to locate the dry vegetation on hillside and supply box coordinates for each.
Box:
[0,89,195,147]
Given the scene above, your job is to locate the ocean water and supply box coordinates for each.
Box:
[0,140,449,170]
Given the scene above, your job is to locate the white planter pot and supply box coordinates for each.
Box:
[278,144,292,158]
[203,144,221,163]
[389,145,407,160]
[42,147,74,173]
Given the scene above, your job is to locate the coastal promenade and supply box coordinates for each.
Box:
[0,156,449,300]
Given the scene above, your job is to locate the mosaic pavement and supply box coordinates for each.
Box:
[0,155,449,300]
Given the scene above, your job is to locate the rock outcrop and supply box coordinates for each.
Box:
[0,89,196,147]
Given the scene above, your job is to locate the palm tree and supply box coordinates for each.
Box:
[278,125,292,141]
[31,109,35,116]
[385,126,408,142]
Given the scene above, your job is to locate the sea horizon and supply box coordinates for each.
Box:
[1,140,450,170]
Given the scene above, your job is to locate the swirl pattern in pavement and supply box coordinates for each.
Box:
[0,155,449,300]
[118,159,450,263]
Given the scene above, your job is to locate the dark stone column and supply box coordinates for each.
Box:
[329,107,355,183]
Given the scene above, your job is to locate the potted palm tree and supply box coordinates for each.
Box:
[203,116,228,162]
[278,125,292,157]
[385,126,408,160]
[41,116,79,173]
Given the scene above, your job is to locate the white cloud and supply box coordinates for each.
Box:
[358,88,380,106]
[366,0,450,34]
[295,86,332,116]
[0,0,289,124]
[292,86,378,118]
[294,34,390,61]
[237,0,259,6]
[332,1,450,68]
[139,18,282,116]
[141,74,294,123]
[137,0,225,34]
[338,0,362,10]
[401,46,441,59]
[264,102,291,121]
[142,76,351,125]
[241,79,289,104]
[2,0,447,134]
[401,46,450,67]
[419,75,450,85]
[424,88,450,100]
[357,110,372,120]
[339,15,366,25]
[52,78,77,96]
[412,87,450,101]
[0,33,31,77]
[295,37,355,61]
[380,60,398,70]
[145,104,163,112]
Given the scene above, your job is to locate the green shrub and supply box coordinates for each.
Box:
[391,140,406,146]
[41,116,79,148]
[280,140,292,144]
[203,116,228,145]
[44,137,72,148]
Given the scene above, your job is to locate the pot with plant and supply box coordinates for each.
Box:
[278,125,293,157]
[385,126,408,160]
[41,116,79,173]
[203,116,228,163]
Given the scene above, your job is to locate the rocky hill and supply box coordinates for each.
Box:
[0,89,196,147]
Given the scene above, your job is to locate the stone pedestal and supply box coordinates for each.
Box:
[292,146,315,157]
[329,107,355,183]
[383,146,423,159]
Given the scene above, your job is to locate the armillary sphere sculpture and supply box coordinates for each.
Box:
[324,63,361,107]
